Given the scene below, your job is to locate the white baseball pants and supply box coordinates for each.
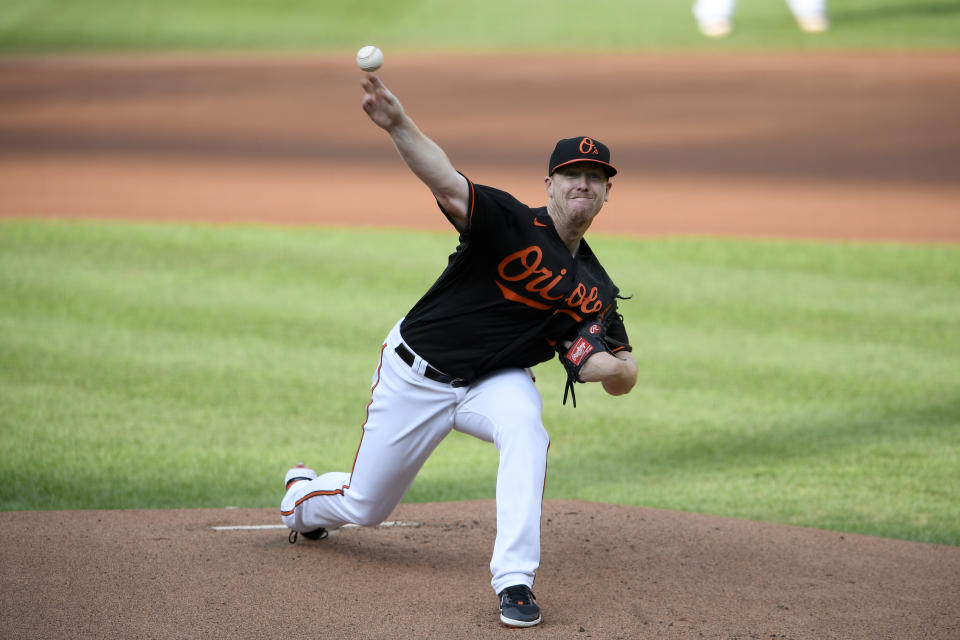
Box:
[281,320,550,594]
[694,0,826,22]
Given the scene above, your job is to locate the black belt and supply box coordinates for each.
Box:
[394,343,467,387]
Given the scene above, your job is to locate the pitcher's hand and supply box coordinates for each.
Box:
[361,74,404,131]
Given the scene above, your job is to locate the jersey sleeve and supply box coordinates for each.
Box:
[434,172,476,231]
[606,313,632,353]
[437,178,528,239]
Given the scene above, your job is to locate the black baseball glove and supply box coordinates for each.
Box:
[556,305,627,407]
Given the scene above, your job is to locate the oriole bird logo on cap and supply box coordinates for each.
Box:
[579,138,599,155]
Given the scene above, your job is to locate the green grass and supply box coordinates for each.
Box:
[1,219,958,546]
[0,0,958,54]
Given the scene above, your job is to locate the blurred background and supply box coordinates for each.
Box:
[1,0,959,240]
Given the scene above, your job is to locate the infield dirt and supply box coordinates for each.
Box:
[1,52,959,241]
[0,53,958,639]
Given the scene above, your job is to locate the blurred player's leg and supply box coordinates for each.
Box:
[786,0,829,32]
[693,0,737,37]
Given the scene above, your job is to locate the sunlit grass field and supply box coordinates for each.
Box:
[1,0,958,53]
[2,219,957,545]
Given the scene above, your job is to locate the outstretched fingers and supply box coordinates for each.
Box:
[360,74,403,129]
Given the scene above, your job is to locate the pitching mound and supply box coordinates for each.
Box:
[1,500,957,639]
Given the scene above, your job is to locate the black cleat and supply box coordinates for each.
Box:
[498,584,542,627]
[288,527,328,544]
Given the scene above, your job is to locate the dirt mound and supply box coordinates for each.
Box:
[1,501,958,639]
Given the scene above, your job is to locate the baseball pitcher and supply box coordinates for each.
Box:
[281,74,638,628]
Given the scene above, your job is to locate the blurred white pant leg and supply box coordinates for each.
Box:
[693,0,737,23]
[282,321,458,531]
[454,369,550,594]
[694,0,826,23]
[786,0,826,18]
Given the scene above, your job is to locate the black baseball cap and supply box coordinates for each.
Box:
[548,136,617,177]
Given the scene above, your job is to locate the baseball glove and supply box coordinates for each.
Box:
[557,305,627,407]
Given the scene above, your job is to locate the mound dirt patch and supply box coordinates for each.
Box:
[1,501,958,639]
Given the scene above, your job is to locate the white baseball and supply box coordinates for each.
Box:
[356,45,384,72]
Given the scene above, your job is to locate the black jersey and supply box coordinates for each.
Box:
[400,178,631,383]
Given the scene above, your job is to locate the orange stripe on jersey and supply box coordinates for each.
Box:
[467,178,476,228]
[496,281,552,310]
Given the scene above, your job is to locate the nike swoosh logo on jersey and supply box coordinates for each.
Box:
[534,219,548,228]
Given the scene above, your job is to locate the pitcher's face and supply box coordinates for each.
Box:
[546,163,612,223]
